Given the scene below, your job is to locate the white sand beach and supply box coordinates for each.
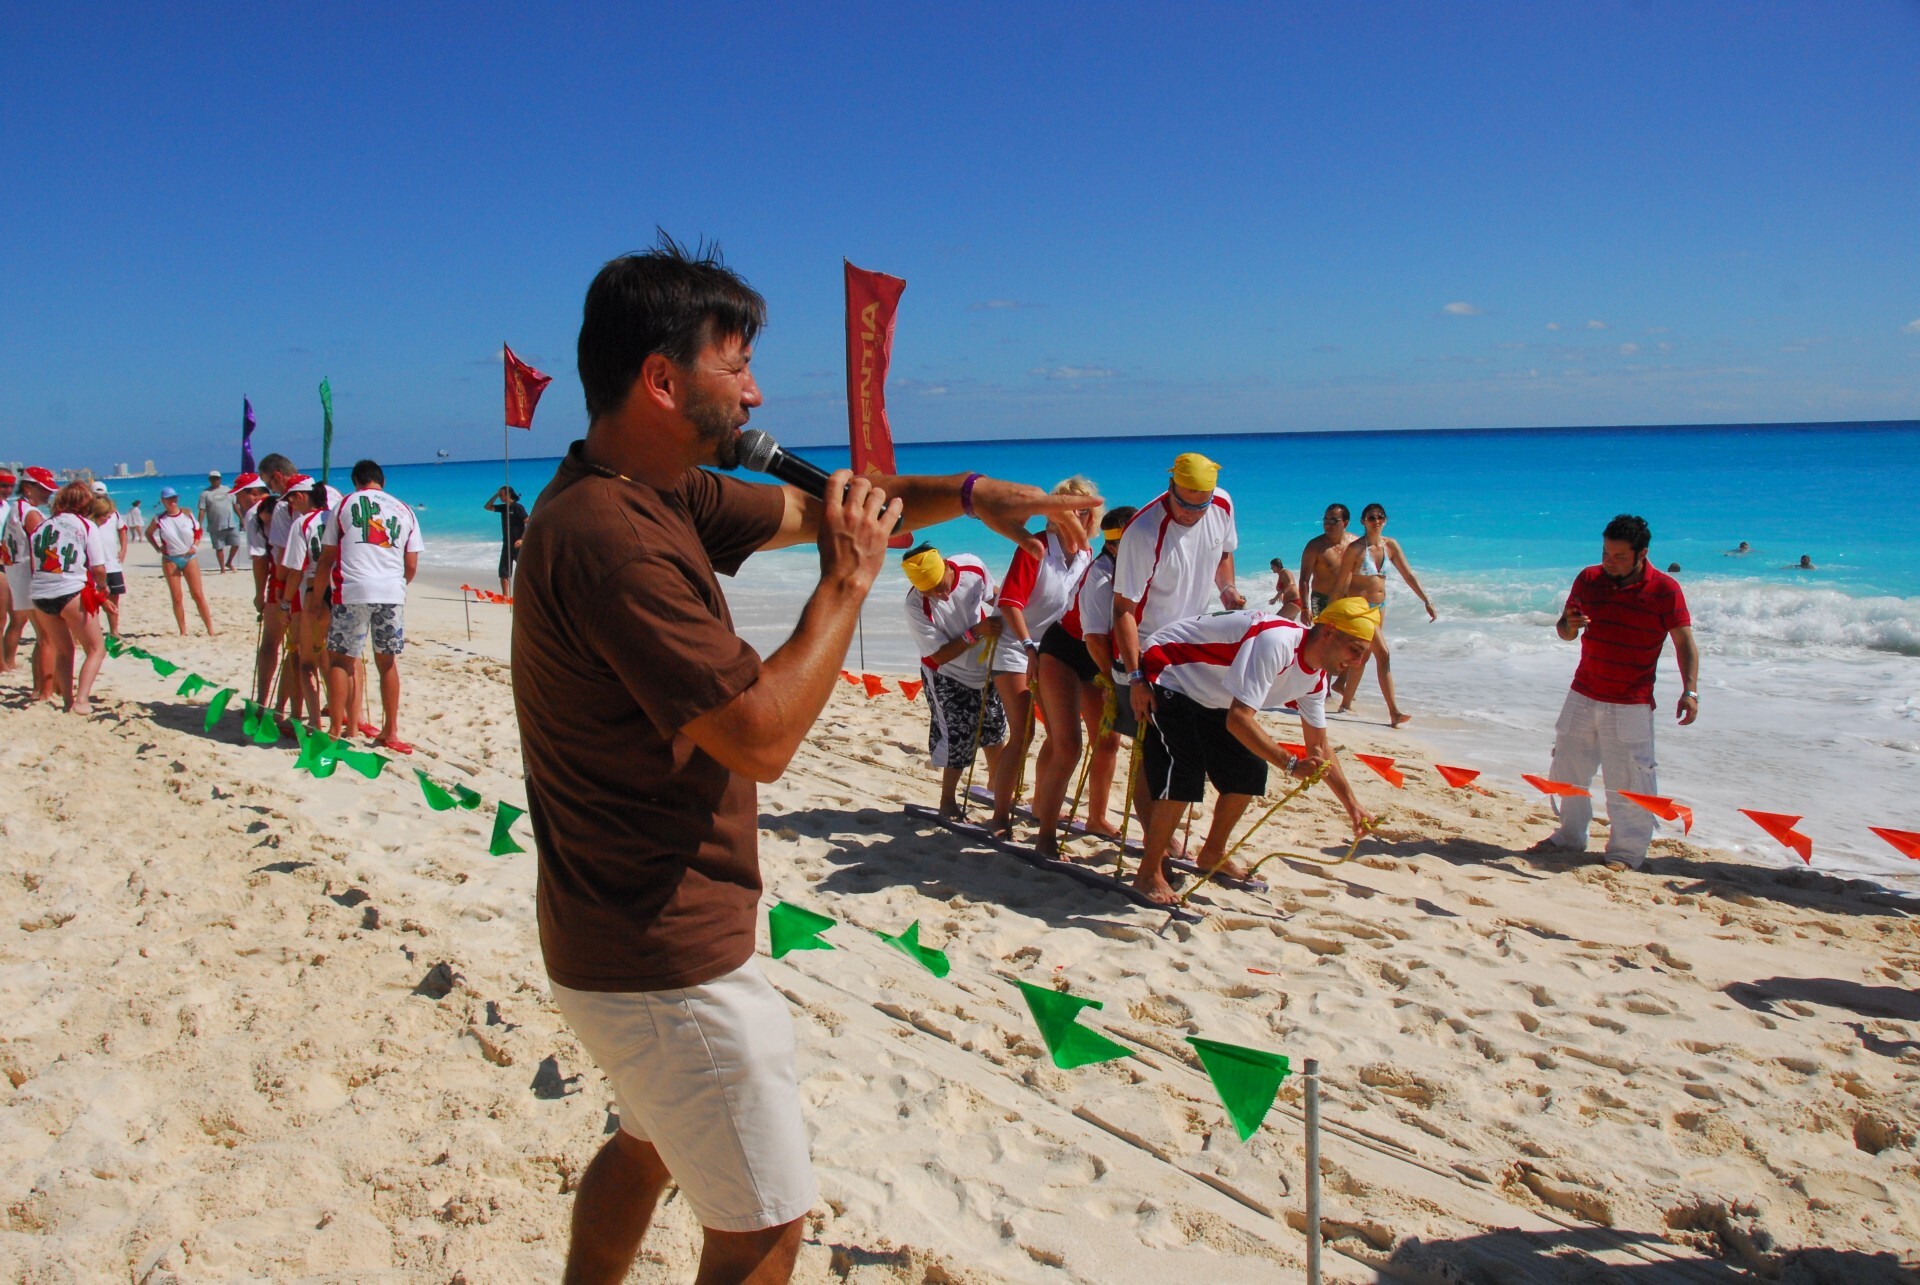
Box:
[3,545,1917,1282]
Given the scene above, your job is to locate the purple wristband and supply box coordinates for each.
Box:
[959,472,982,518]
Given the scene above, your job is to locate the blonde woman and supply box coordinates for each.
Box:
[986,475,1101,836]
[1330,502,1434,726]
[29,482,109,713]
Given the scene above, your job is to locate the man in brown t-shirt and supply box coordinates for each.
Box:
[514,239,1096,1285]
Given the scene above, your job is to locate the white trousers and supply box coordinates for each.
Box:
[1547,690,1659,863]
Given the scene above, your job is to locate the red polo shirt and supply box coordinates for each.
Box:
[1566,564,1690,707]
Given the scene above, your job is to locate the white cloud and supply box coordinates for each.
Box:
[1030,365,1115,381]
[1903,318,1920,334]
[1442,301,1481,316]
[1586,319,1607,330]
[1545,322,1561,331]
[1619,343,1640,355]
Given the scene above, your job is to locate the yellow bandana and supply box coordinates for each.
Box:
[1313,596,1382,642]
[1169,452,1221,491]
[902,548,947,592]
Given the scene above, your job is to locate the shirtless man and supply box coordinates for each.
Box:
[1297,503,1356,619]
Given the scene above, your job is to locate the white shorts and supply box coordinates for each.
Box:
[4,563,30,610]
[549,960,818,1233]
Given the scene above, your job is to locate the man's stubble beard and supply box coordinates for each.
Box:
[685,384,743,470]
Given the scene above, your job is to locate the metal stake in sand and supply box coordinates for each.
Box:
[957,639,993,821]
[1304,1057,1323,1285]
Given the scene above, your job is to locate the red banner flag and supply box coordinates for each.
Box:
[504,344,553,429]
[899,678,924,701]
[1433,764,1482,790]
[1278,741,1308,759]
[1352,753,1405,788]
[840,670,861,686]
[861,674,888,699]
[1618,790,1694,835]
[844,261,912,547]
[1522,773,1589,799]
[1868,827,1920,862]
[1741,810,1812,864]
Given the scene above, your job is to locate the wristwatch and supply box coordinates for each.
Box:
[1684,689,1700,700]
[1125,669,1144,684]
[1020,637,1041,654]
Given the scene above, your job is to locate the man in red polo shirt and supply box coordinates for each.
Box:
[1537,514,1700,868]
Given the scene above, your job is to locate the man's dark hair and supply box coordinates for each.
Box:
[577,232,767,422]
[1603,513,1651,552]
[352,459,385,489]
[257,452,294,480]
[1325,503,1350,522]
[902,541,936,563]
[309,480,331,507]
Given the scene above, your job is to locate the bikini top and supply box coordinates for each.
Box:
[1357,541,1390,579]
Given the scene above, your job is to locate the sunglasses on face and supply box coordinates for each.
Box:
[1170,491,1214,512]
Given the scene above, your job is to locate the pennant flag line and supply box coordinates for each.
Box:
[203,688,236,731]
[1433,764,1482,790]
[875,921,951,978]
[1868,827,1920,862]
[769,902,837,959]
[176,673,209,697]
[1742,810,1813,864]
[1012,979,1132,1070]
[149,656,179,678]
[1618,790,1695,835]
[490,803,527,856]
[1522,774,1589,799]
[1352,753,1405,788]
[416,770,460,812]
[840,670,861,686]
[861,673,888,699]
[898,678,923,701]
[1186,1037,1292,1141]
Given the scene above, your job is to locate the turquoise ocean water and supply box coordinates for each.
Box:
[105,422,1920,884]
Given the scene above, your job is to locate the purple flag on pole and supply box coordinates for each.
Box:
[241,398,257,473]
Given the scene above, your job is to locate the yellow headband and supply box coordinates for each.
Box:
[1169,452,1221,491]
[902,548,947,592]
[1313,596,1382,643]
[1100,524,1126,541]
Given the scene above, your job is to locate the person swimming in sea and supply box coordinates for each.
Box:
[1785,554,1817,570]
[1725,540,1751,556]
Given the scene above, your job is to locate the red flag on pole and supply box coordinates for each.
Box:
[504,344,553,429]
[844,261,912,548]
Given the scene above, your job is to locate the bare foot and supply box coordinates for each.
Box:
[1080,820,1122,839]
[1526,837,1580,857]
[1390,710,1413,727]
[1131,872,1178,906]
[69,701,92,716]
[986,815,1015,839]
[1196,857,1253,882]
[937,801,963,821]
[1334,701,1356,715]
[1033,832,1059,858]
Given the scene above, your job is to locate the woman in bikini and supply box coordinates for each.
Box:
[1330,502,1434,726]
[145,487,218,636]
[1268,556,1303,620]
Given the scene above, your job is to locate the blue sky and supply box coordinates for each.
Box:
[4,1,1917,471]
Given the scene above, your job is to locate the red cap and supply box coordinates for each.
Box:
[283,474,314,490]
[231,472,263,491]
[0,471,15,487]
[22,467,57,492]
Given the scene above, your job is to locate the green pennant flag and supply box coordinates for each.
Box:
[453,782,483,810]
[1185,1037,1292,1141]
[292,725,340,778]
[489,802,527,855]
[126,645,151,660]
[203,688,236,731]
[176,673,208,697]
[241,700,280,746]
[875,920,951,978]
[149,656,180,678]
[1013,979,1133,1070]
[319,377,334,487]
[415,769,460,811]
[768,902,836,959]
[331,741,388,780]
[104,635,126,657]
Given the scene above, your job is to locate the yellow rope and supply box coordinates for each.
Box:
[1173,765,1328,909]
[1115,733,1144,878]
[1063,737,1094,829]
[957,640,993,820]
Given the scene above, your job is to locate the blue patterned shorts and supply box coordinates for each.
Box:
[328,602,406,656]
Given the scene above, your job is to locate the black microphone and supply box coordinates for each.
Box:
[736,429,833,497]
[737,429,905,531]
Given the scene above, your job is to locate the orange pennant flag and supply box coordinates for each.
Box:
[840,670,860,686]
[1433,763,1482,790]
[1741,809,1812,864]
[1522,773,1589,799]
[1618,790,1694,835]
[1278,741,1308,759]
[861,674,888,699]
[899,678,924,701]
[1868,827,1920,862]
[1352,753,1405,788]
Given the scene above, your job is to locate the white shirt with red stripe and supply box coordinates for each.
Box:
[2,497,38,567]
[1112,488,1239,638]
[29,513,106,598]
[1059,549,1117,641]
[903,553,997,689]
[280,509,329,598]
[1140,610,1331,727]
[151,509,201,556]
[991,530,1091,672]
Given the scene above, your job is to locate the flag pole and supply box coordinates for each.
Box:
[502,342,512,498]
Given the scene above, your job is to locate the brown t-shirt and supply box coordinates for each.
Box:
[512,443,785,992]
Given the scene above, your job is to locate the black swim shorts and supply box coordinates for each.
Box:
[1141,685,1267,803]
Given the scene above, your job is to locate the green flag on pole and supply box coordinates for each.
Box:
[319,377,334,487]
[1012,979,1133,1070]
[767,902,836,959]
[1185,1037,1292,1141]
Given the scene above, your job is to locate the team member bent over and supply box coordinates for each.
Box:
[902,544,1008,819]
[1029,506,1136,854]
[510,241,1092,1285]
[30,482,110,714]
[317,460,422,753]
[146,487,218,636]
[985,476,1099,834]
[1132,599,1378,905]
[1535,514,1699,869]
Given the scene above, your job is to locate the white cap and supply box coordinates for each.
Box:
[209,470,222,479]
[90,481,109,494]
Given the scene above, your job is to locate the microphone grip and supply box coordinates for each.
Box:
[767,451,904,533]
